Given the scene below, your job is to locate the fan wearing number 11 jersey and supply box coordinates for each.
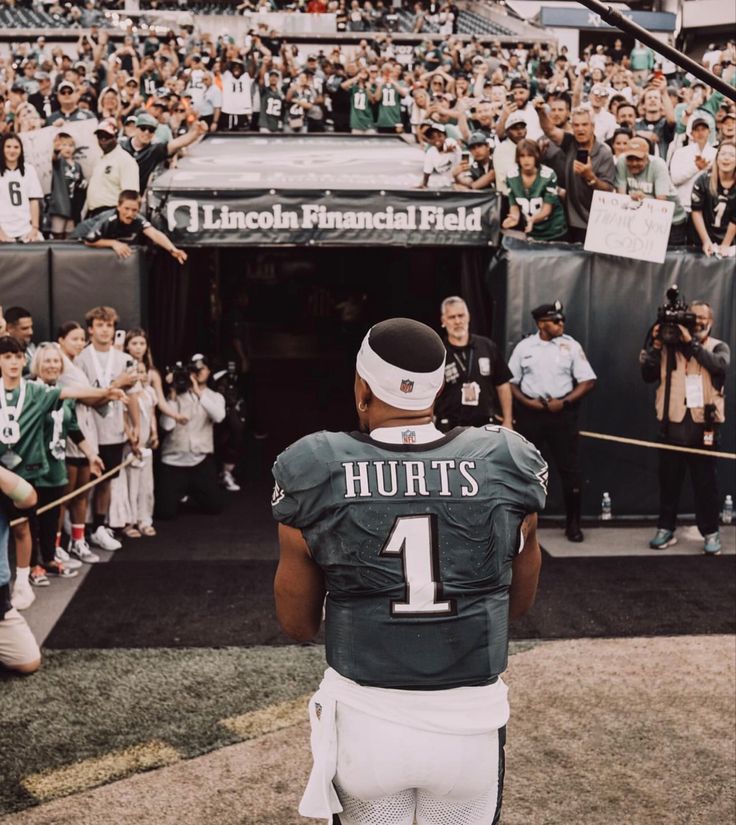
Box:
[272,318,547,825]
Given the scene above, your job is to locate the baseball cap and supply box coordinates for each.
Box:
[35,71,50,81]
[690,116,710,130]
[58,80,76,92]
[531,301,564,322]
[423,121,446,134]
[506,111,527,129]
[125,115,137,124]
[467,131,489,147]
[509,78,528,90]
[621,137,650,159]
[95,117,118,136]
[190,353,209,370]
[135,112,159,128]
[591,84,609,97]
[722,110,736,120]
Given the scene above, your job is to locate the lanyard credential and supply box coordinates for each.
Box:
[0,378,26,446]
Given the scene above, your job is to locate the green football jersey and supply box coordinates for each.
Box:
[272,426,547,689]
[349,85,375,130]
[376,82,402,128]
[0,380,62,482]
[507,164,567,241]
[37,397,81,488]
[260,86,285,132]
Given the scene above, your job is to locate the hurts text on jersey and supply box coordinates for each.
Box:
[341,459,480,499]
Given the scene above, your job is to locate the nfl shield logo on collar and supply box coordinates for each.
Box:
[402,429,416,443]
[400,379,414,393]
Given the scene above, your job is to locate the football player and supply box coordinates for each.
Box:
[272,317,547,825]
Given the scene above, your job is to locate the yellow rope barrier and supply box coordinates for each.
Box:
[580,431,736,460]
[9,454,137,527]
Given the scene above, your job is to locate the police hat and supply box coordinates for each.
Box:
[531,300,564,322]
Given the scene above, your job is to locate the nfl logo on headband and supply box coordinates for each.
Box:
[400,379,414,394]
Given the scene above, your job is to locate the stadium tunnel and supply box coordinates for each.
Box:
[146,134,501,455]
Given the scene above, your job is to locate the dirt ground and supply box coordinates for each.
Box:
[5,635,734,825]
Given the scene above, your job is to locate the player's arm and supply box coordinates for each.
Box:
[275,523,326,642]
[509,513,541,619]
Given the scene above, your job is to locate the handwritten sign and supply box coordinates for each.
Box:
[19,120,102,195]
[584,191,674,264]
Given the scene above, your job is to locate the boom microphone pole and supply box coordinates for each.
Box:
[575,0,736,103]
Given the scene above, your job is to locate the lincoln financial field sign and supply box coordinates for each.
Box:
[156,192,500,246]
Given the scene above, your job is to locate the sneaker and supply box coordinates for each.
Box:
[90,526,121,552]
[69,537,101,564]
[649,529,677,550]
[46,560,79,579]
[29,566,50,587]
[221,470,241,492]
[11,578,35,610]
[55,546,82,570]
[703,532,722,556]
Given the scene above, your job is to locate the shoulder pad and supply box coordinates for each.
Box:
[271,431,336,527]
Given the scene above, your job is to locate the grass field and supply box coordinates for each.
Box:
[2,637,734,824]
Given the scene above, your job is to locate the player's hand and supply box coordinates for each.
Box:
[111,240,133,259]
[170,247,188,264]
[629,191,645,202]
[502,215,517,229]
[524,217,534,234]
[677,324,692,344]
[701,240,714,257]
[150,433,160,450]
[694,154,709,171]
[546,398,564,413]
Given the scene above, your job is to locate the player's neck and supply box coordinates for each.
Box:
[92,340,111,352]
[369,413,434,430]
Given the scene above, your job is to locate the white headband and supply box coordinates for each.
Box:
[356,329,445,411]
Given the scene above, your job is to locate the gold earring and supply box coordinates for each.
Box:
[358,402,367,412]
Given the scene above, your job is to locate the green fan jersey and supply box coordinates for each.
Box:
[507,164,567,241]
[38,397,81,488]
[349,85,375,130]
[260,86,285,132]
[376,82,403,128]
[272,426,548,689]
[0,380,62,482]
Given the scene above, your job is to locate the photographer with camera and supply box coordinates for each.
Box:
[156,354,226,520]
[640,289,730,555]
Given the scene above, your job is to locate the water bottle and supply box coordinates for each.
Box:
[723,495,733,525]
[601,492,612,521]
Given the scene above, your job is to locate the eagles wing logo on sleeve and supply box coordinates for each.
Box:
[400,379,414,393]
[271,481,286,506]
[536,462,549,495]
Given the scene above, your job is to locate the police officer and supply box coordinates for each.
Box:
[508,301,596,542]
[434,296,513,432]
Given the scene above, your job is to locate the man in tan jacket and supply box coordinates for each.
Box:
[640,301,730,555]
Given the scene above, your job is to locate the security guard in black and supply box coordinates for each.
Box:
[434,297,513,431]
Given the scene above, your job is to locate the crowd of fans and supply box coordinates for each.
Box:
[0,302,245,624]
[0,11,734,252]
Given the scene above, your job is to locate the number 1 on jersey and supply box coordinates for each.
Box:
[380,514,456,617]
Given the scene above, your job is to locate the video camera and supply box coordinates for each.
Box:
[166,360,198,394]
[655,285,696,345]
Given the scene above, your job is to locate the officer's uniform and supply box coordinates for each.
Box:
[434,334,512,431]
[508,302,596,537]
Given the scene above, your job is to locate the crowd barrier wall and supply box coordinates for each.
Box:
[0,243,146,337]
[488,238,736,517]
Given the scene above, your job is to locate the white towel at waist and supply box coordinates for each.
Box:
[299,667,509,821]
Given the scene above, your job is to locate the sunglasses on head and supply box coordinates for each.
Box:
[138,125,156,132]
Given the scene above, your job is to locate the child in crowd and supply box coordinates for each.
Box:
[122,361,158,537]
[48,132,86,239]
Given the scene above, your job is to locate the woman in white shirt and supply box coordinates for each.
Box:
[0,134,44,243]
